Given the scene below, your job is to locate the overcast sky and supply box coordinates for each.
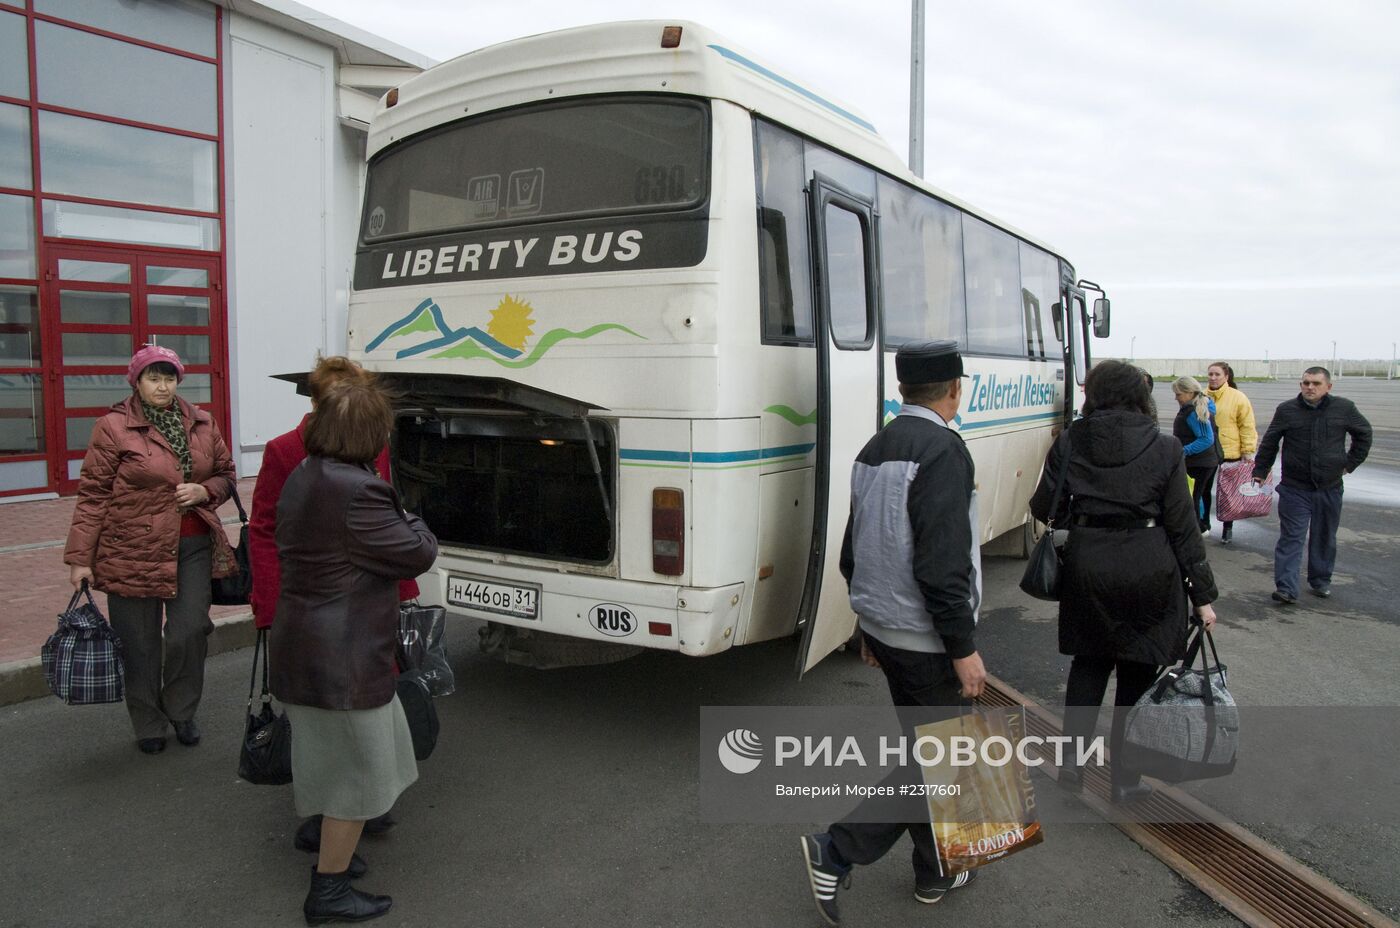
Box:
[310,0,1400,364]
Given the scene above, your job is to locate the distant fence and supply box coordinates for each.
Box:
[1115,359,1399,380]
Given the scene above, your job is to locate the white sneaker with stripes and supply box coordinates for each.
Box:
[914,867,978,904]
[800,833,851,925]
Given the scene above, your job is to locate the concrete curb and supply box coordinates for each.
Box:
[0,611,256,708]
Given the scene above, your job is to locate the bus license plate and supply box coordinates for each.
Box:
[446,575,540,620]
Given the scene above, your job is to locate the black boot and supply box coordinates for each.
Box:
[303,867,391,925]
[295,816,323,853]
[363,812,396,836]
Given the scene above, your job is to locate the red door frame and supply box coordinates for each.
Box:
[42,242,226,494]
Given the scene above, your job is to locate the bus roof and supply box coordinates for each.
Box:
[367,20,1064,260]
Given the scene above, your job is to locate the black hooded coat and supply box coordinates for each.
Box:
[1030,409,1218,665]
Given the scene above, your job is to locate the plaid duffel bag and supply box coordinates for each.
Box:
[41,582,125,705]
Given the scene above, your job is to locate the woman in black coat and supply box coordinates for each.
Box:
[1030,360,1219,802]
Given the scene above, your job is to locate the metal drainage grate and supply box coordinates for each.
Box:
[979,676,1396,928]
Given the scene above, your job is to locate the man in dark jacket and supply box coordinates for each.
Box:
[799,340,984,926]
[1252,367,1372,603]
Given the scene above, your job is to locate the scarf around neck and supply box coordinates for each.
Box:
[142,400,192,481]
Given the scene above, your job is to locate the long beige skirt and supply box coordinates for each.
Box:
[282,694,418,821]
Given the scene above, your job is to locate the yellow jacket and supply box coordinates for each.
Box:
[1205,384,1257,460]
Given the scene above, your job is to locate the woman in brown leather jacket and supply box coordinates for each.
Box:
[269,374,437,925]
[64,344,237,754]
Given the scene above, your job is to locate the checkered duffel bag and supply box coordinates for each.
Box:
[41,582,125,705]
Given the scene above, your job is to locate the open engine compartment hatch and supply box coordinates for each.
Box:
[394,412,615,563]
[272,371,616,563]
[272,371,600,418]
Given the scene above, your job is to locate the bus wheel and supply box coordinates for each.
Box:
[1022,516,1047,559]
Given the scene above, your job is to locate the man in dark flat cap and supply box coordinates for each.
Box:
[800,340,986,925]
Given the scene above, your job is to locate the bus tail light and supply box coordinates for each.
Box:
[661,26,683,48]
[652,487,684,575]
[386,87,399,108]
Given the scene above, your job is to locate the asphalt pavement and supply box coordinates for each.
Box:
[4,622,1246,928]
[2,377,1395,927]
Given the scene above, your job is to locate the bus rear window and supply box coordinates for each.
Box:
[362,98,709,242]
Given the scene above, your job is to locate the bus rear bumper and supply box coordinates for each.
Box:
[422,559,745,657]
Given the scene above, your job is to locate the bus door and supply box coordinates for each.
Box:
[796,176,882,675]
[1058,284,1089,422]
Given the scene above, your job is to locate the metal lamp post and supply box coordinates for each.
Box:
[1130,335,1136,361]
[909,0,925,177]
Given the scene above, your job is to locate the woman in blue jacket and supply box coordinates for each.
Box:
[1171,376,1221,534]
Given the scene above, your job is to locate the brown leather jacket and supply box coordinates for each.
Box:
[269,457,438,710]
[64,395,236,599]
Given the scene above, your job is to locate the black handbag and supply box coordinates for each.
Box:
[211,479,253,606]
[396,671,439,761]
[238,628,293,785]
[397,601,455,696]
[1020,434,1070,601]
[41,581,125,705]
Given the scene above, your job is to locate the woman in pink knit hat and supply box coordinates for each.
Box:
[64,344,237,754]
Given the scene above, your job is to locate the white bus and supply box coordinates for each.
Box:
[339,21,1109,672]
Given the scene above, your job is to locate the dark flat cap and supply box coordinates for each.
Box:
[895,339,965,384]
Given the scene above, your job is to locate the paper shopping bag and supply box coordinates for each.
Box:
[916,709,1044,875]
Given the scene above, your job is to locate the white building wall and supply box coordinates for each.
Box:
[224,13,366,475]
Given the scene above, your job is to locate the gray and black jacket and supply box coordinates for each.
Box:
[839,405,981,658]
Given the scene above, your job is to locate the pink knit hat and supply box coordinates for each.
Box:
[126,344,185,387]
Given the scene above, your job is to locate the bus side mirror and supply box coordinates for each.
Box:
[1051,302,1065,342]
[1092,298,1110,338]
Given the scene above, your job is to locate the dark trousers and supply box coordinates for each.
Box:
[1186,465,1217,531]
[1274,483,1343,597]
[1062,656,1159,788]
[107,535,214,739]
[827,634,969,884]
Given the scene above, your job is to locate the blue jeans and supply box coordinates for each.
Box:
[1274,484,1343,597]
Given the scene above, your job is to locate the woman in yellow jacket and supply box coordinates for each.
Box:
[1206,361,1258,544]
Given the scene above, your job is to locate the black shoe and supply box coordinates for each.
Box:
[172,719,201,746]
[1111,782,1155,804]
[1220,525,1233,544]
[1310,586,1331,598]
[1272,590,1297,605]
[914,868,978,904]
[1057,765,1082,792]
[296,816,324,853]
[137,737,167,754]
[363,812,396,836]
[303,867,391,925]
[799,834,850,926]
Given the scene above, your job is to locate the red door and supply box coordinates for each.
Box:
[43,245,225,493]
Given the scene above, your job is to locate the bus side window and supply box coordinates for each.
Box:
[877,176,965,347]
[759,207,796,337]
[1022,290,1044,358]
[964,215,1025,356]
[756,120,813,343]
[1019,242,1059,360]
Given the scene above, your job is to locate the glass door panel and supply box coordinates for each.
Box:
[59,290,131,325]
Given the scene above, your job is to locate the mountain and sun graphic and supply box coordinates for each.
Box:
[365,295,643,367]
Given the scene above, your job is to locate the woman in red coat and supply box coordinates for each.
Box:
[65,344,237,754]
[249,356,421,857]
